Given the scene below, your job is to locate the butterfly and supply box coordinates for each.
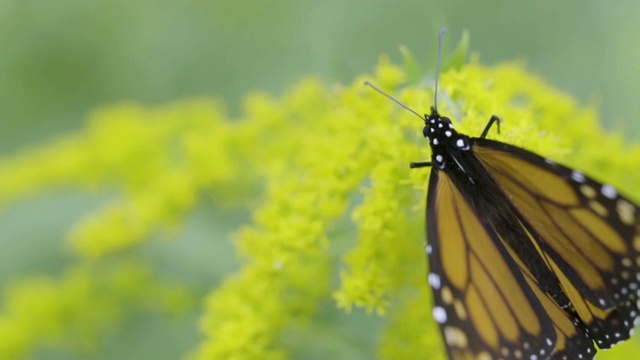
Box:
[367,30,640,360]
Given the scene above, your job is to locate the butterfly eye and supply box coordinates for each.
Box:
[422,126,430,138]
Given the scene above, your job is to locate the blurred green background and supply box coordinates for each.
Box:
[2,1,640,359]
[4,0,640,156]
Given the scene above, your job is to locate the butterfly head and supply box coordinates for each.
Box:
[422,107,471,169]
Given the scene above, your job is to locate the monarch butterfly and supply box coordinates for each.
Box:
[367,30,640,359]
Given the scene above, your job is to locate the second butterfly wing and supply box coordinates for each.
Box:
[472,138,640,349]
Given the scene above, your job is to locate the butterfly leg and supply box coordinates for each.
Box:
[410,161,432,169]
[479,115,502,139]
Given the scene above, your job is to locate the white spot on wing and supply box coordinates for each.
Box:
[602,184,617,199]
[571,170,585,183]
[428,273,441,289]
[432,306,447,323]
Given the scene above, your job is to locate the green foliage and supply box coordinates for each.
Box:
[1,51,640,359]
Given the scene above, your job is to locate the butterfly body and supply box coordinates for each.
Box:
[417,107,640,360]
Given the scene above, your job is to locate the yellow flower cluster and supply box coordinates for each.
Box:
[0,261,192,359]
[1,48,639,359]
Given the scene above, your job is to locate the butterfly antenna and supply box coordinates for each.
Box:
[433,28,446,113]
[364,81,424,121]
